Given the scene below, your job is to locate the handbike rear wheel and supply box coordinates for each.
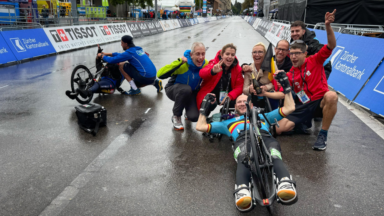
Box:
[71,65,94,104]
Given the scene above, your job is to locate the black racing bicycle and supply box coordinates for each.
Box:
[242,103,281,214]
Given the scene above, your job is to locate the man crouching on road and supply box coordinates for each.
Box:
[157,42,208,130]
[100,35,162,96]
[196,72,298,212]
[276,10,338,151]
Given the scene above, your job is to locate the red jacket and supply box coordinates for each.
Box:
[287,45,332,101]
[197,50,244,109]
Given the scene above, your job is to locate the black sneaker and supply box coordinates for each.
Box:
[313,133,327,151]
[65,90,77,100]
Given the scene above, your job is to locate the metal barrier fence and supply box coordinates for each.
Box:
[0,7,181,31]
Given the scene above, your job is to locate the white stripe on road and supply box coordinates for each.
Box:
[145,108,151,114]
[39,134,129,216]
[0,85,9,89]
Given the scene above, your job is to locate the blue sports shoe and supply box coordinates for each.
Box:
[154,79,163,93]
[313,133,327,151]
[124,88,141,96]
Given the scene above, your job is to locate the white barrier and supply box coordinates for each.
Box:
[44,23,132,53]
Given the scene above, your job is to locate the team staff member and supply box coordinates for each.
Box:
[157,42,208,130]
[196,72,298,212]
[290,21,333,79]
[277,10,338,151]
[101,35,162,96]
[197,43,244,110]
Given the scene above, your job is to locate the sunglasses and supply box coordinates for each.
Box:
[290,40,305,45]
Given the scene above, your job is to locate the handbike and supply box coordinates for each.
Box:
[242,103,280,214]
[69,45,125,104]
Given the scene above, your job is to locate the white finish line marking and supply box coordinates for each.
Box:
[145,108,151,114]
[0,85,9,89]
[39,134,129,216]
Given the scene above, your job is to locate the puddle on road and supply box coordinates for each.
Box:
[124,118,146,136]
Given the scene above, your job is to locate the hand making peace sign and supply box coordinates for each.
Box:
[212,59,224,74]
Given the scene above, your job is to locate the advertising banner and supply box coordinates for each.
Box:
[158,21,168,31]
[327,34,384,100]
[146,22,158,34]
[160,20,173,31]
[127,23,143,38]
[96,23,132,43]
[354,62,384,116]
[0,34,18,64]
[177,19,183,27]
[194,18,198,24]
[170,19,181,28]
[137,22,151,36]
[153,21,164,33]
[165,20,174,30]
[185,19,192,26]
[2,29,56,60]
[252,18,262,30]
[180,19,188,27]
[44,24,106,52]
[264,22,291,47]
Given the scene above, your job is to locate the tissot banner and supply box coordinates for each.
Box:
[2,29,56,60]
[44,24,106,52]
[96,23,132,43]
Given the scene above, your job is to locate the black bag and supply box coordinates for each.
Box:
[75,103,107,136]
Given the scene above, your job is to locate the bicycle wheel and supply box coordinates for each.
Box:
[70,65,94,104]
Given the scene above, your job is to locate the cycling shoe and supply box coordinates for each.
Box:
[65,90,77,100]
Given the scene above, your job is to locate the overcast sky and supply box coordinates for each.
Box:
[232,0,244,4]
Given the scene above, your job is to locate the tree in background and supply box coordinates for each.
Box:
[241,0,253,12]
[232,0,241,15]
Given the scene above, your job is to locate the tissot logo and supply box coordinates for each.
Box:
[49,26,98,43]
[104,26,111,35]
[99,24,129,36]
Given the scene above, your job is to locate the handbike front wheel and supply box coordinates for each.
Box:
[70,65,94,104]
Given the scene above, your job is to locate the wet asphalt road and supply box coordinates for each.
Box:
[1,17,384,216]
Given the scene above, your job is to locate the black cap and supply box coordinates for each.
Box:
[121,35,135,47]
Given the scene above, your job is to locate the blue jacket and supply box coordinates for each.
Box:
[103,46,157,78]
[157,50,208,90]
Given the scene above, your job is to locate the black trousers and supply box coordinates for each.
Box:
[235,132,290,185]
[165,84,199,122]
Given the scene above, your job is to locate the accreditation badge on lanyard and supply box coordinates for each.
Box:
[297,90,310,104]
[293,63,310,104]
[220,73,231,103]
[220,91,228,103]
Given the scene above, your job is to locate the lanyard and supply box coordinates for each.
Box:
[292,63,307,90]
[220,71,231,92]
